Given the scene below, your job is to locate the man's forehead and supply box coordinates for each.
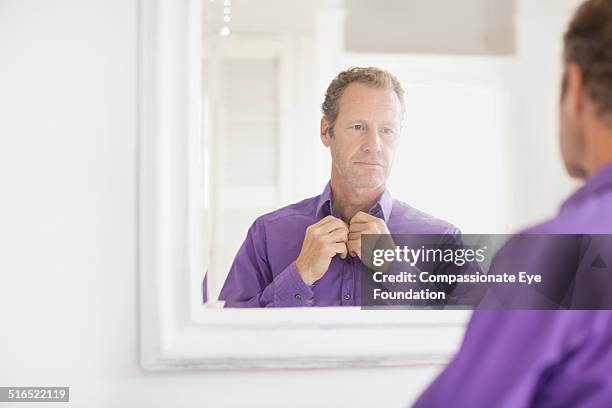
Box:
[337,82,402,119]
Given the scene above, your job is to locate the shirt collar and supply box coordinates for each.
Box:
[315,181,393,223]
[560,162,612,213]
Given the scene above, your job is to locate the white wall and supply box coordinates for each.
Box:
[0,0,585,407]
[0,1,442,407]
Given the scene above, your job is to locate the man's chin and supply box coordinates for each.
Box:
[347,175,386,190]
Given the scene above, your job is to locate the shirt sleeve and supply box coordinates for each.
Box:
[218,218,314,307]
[530,311,612,407]
[412,311,612,407]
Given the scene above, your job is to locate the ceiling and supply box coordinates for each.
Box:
[204,0,515,55]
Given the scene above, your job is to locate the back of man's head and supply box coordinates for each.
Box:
[564,0,612,126]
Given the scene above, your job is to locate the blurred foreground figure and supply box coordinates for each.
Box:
[414,0,612,406]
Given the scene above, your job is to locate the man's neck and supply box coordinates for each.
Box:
[329,177,385,223]
[584,118,612,178]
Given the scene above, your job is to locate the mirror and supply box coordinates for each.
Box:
[201,0,521,307]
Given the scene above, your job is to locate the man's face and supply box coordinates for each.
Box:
[559,63,587,179]
[321,82,402,189]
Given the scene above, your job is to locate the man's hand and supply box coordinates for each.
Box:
[348,211,394,269]
[295,216,349,285]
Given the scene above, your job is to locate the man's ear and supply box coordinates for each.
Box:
[320,117,331,147]
[564,62,585,117]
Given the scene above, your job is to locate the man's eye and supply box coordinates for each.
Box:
[383,128,395,135]
[352,124,363,130]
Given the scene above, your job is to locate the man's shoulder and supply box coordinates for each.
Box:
[253,194,320,227]
[389,199,460,234]
[521,193,612,234]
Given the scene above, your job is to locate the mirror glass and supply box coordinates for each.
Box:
[201,0,517,307]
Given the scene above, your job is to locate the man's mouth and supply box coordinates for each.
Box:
[354,161,383,167]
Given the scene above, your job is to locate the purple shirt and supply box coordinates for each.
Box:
[414,163,612,408]
[219,183,458,307]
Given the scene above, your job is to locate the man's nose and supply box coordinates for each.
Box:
[362,128,383,153]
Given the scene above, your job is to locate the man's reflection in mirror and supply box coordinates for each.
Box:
[219,67,462,307]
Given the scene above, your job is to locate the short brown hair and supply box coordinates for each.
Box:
[564,0,612,123]
[321,67,405,135]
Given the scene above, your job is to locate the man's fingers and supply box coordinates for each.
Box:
[349,222,373,233]
[321,218,349,234]
[347,239,359,258]
[329,228,348,243]
[309,217,347,237]
[350,211,377,224]
[316,215,339,227]
[348,231,364,241]
[332,242,348,258]
[339,243,348,259]
[347,246,357,258]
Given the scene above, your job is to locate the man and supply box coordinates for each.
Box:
[219,67,459,307]
[414,0,612,406]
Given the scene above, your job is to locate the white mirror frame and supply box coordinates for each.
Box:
[139,0,470,371]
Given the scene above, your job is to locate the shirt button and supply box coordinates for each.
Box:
[344,293,351,300]
[295,293,302,300]
[346,257,352,264]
